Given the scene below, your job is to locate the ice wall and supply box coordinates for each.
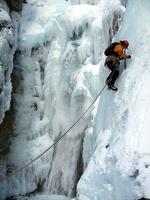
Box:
[0,1,22,199]
[70,0,99,5]
[1,0,125,199]
[77,0,150,200]
[0,1,20,124]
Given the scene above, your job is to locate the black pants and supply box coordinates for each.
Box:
[105,56,120,86]
[106,67,119,85]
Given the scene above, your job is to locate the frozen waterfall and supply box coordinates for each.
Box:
[77,0,150,200]
[0,0,150,200]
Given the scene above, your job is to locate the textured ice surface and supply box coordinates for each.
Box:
[0,3,21,200]
[0,7,20,123]
[15,194,70,200]
[2,0,150,200]
[4,0,108,198]
[3,0,124,198]
[77,0,150,200]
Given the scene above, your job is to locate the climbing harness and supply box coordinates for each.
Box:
[2,84,106,181]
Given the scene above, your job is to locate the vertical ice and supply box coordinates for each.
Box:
[77,0,150,200]
[0,1,21,199]
[1,0,124,199]
[2,0,149,200]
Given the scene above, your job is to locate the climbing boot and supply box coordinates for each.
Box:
[105,78,111,85]
[108,85,118,91]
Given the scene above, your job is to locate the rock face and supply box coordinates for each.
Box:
[6,0,23,12]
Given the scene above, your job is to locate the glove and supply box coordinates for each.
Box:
[127,55,131,59]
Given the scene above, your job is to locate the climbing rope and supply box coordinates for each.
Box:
[5,84,106,179]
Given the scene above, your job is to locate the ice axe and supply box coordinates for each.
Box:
[124,48,127,70]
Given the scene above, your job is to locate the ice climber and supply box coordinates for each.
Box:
[104,40,131,91]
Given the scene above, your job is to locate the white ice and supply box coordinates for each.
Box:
[4,0,124,198]
[2,0,150,200]
[77,0,150,200]
[0,5,20,123]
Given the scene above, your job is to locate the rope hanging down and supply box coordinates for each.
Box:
[6,84,106,179]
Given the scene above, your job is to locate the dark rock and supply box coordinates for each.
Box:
[6,0,23,12]
[0,20,12,31]
[23,0,27,3]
